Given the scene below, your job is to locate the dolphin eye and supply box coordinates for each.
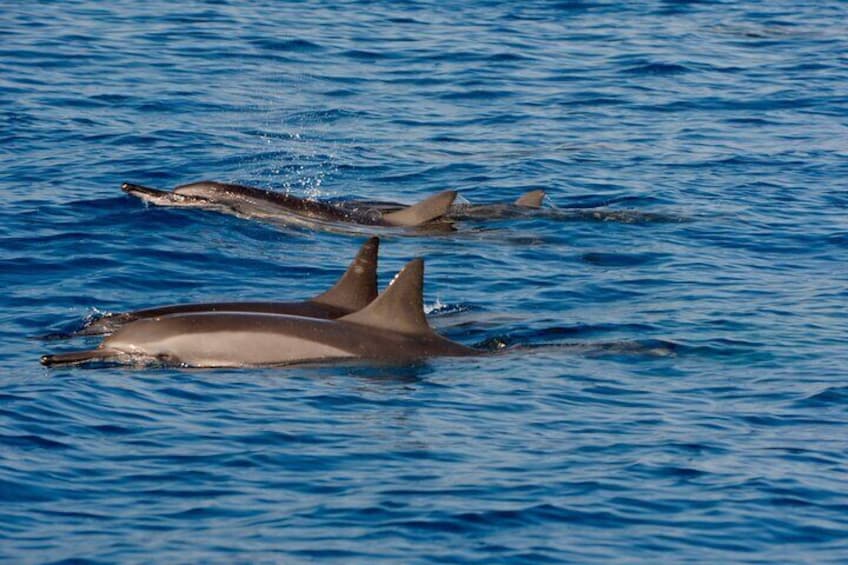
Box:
[363,208,383,223]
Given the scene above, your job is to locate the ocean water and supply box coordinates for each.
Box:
[2,0,847,562]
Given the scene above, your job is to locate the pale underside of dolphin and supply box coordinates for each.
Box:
[41,259,480,368]
[122,181,458,230]
[72,237,380,337]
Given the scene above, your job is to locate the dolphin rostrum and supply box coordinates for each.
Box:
[41,259,480,368]
[72,237,380,337]
[123,181,457,228]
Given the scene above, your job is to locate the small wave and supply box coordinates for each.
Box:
[439,89,514,101]
[0,478,63,503]
[622,62,692,76]
[794,386,848,409]
[477,335,681,358]
[342,49,395,61]
[425,300,472,316]
[250,38,324,52]
[1,433,70,450]
[581,251,667,267]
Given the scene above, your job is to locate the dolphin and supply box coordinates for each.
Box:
[40,259,480,368]
[449,189,546,219]
[71,237,380,337]
[345,190,685,223]
[338,189,547,221]
[122,181,457,228]
[124,182,680,227]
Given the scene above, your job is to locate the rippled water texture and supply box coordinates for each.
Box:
[2,1,848,562]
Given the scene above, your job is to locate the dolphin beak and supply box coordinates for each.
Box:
[122,183,184,203]
[122,182,163,196]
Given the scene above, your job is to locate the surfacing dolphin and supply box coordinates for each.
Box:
[341,189,548,221]
[124,180,681,229]
[123,181,457,229]
[450,189,546,219]
[70,237,380,337]
[41,259,480,368]
[355,190,682,223]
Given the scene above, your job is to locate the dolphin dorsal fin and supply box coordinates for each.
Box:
[311,237,379,311]
[340,258,434,336]
[382,190,457,226]
[515,190,546,208]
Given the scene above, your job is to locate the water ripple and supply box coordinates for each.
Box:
[2,0,847,563]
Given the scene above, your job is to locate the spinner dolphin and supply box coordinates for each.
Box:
[41,259,480,368]
[73,237,380,336]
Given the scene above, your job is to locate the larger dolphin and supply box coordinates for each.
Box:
[72,237,380,337]
[123,181,457,229]
[41,259,480,368]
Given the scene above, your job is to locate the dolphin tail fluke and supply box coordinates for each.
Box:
[311,237,379,311]
[515,190,546,208]
[340,258,434,336]
[40,348,113,367]
[381,190,457,226]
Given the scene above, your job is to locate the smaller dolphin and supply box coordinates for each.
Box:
[339,189,547,221]
[123,181,457,228]
[72,237,380,337]
[346,190,685,223]
[41,259,480,368]
[449,189,546,220]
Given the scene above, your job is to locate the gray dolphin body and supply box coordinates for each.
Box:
[73,237,380,337]
[449,189,547,220]
[41,259,479,368]
[125,182,680,227]
[123,181,457,229]
[340,189,548,221]
[345,190,684,224]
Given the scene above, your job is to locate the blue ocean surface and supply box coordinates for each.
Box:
[2,0,847,562]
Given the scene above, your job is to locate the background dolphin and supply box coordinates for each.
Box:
[337,189,547,221]
[447,189,547,220]
[349,190,685,224]
[123,181,457,228]
[71,237,380,337]
[41,259,480,368]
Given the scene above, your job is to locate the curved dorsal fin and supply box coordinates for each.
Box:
[515,189,546,208]
[340,258,434,336]
[382,190,457,226]
[311,237,379,311]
